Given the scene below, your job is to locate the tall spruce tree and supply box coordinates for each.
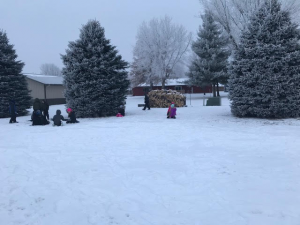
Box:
[187,10,230,97]
[61,20,130,117]
[229,0,300,118]
[0,30,31,118]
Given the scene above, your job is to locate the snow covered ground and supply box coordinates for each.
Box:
[1,93,300,225]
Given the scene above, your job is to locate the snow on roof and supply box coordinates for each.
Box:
[138,78,188,87]
[24,74,63,85]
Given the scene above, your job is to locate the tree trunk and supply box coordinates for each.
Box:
[162,78,166,90]
[150,81,153,91]
[229,34,239,51]
[217,83,220,97]
[213,83,217,97]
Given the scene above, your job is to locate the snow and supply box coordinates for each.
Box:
[1,93,300,225]
[24,74,63,85]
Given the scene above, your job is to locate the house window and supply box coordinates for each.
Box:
[175,86,182,91]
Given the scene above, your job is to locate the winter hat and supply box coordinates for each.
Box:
[56,109,61,115]
[67,108,72,113]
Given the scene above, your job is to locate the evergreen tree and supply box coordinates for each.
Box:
[61,20,130,117]
[187,10,230,97]
[0,30,31,118]
[229,0,300,118]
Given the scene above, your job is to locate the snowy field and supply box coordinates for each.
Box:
[1,93,300,225]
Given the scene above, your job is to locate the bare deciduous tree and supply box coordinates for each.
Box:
[200,0,300,50]
[40,63,62,76]
[131,16,192,89]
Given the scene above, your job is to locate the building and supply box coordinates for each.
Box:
[24,74,66,105]
[132,78,213,96]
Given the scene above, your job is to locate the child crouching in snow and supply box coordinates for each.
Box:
[167,102,177,119]
[118,105,125,116]
[52,109,66,126]
[32,110,49,125]
[66,108,79,124]
[116,113,123,117]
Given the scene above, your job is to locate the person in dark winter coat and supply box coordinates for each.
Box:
[32,110,43,125]
[119,105,125,116]
[32,110,50,126]
[33,98,42,111]
[9,99,18,123]
[41,100,49,120]
[143,93,150,110]
[52,109,65,126]
[66,108,79,124]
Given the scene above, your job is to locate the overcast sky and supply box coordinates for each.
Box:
[1,0,203,73]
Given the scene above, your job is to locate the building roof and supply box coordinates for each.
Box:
[138,78,188,87]
[24,74,63,85]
